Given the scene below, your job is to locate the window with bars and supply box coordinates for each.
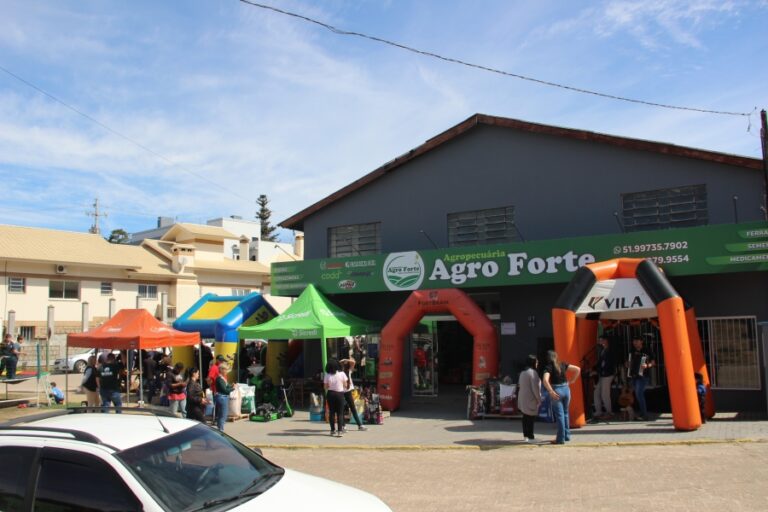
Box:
[138,284,158,299]
[621,185,708,232]
[101,282,113,296]
[232,288,251,296]
[328,223,381,257]
[49,280,79,300]
[8,277,25,293]
[448,206,518,247]
[697,316,760,390]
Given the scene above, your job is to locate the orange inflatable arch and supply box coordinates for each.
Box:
[553,257,709,431]
[378,288,499,411]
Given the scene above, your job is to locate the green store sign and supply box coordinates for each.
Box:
[271,221,768,296]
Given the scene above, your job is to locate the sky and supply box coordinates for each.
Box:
[1,0,767,240]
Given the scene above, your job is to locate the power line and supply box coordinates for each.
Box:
[0,64,256,204]
[239,0,752,118]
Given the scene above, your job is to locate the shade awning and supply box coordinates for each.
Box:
[68,309,200,350]
[237,284,380,340]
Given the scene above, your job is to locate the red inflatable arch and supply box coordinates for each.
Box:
[378,288,499,411]
[553,258,706,431]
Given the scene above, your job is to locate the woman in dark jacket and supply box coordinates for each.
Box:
[214,362,234,431]
[185,367,207,422]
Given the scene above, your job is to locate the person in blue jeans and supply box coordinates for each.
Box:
[214,361,234,431]
[542,350,581,445]
[627,338,655,421]
[97,353,124,413]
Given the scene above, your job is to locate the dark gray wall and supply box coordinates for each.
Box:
[303,125,763,257]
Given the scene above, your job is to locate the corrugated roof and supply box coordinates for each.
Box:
[0,224,175,276]
[280,113,763,230]
[161,223,237,242]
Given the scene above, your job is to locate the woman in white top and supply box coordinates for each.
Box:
[323,359,349,437]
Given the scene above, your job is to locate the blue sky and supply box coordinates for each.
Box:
[1,0,766,240]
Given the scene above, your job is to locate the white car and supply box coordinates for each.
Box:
[0,409,391,511]
[53,349,135,373]
[53,348,96,373]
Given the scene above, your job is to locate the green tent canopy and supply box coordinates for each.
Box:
[237,284,380,370]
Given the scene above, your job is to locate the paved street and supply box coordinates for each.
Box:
[3,377,768,511]
[263,443,768,512]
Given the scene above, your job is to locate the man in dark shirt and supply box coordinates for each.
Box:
[97,353,124,413]
[627,338,655,420]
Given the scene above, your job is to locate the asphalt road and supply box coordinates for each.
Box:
[262,442,768,512]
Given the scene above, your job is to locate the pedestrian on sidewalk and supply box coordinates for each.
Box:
[517,355,542,442]
[340,359,367,432]
[591,336,615,419]
[627,337,655,421]
[185,367,208,422]
[214,362,234,431]
[542,350,580,445]
[324,359,348,437]
[80,356,100,409]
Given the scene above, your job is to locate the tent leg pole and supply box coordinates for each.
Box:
[139,356,144,406]
[321,338,328,375]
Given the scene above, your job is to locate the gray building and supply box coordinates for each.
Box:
[278,114,767,413]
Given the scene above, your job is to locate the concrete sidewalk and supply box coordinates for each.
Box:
[3,376,767,449]
[226,389,768,448]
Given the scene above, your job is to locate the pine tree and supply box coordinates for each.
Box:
[256,194,279,242]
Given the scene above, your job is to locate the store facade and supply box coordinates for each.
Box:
[275,114,768,413]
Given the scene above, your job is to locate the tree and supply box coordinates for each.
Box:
[106,228,130,244]
[256,194,279,242]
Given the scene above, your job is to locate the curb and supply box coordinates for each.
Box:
[248,438,768,451]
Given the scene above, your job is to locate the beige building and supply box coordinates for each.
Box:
[0,223,303,363]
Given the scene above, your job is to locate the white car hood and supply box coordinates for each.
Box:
[232,468,391,511]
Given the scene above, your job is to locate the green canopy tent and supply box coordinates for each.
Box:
[237,284,380,372]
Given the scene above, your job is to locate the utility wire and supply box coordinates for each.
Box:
[0,64,256,204]
[239,0,752,118]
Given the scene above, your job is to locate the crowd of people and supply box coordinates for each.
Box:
[513,334,706,445]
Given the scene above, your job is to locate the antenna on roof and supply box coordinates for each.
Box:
[86,198,107,235]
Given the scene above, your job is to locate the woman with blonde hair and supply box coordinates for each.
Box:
[542,350,580,444]
[214,361,234,431]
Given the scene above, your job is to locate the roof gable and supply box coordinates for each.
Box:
[280,114,762,230]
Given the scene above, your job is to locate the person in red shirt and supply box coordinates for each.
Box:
[207,355,226,394]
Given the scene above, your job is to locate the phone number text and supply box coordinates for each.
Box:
[614,241,689,255]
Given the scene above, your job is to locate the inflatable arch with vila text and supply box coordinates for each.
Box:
[553,258,711,432]
[378,288,499,411]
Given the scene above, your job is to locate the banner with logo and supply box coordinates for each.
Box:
[271,221,768,296]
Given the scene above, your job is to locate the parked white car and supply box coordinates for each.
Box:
[0,409,392,511]
[53,348,95,373]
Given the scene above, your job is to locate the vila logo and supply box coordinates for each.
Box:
[589,295,644,310]
[588,296,604,309]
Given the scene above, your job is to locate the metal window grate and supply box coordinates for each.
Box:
[8,277,25,293]
[328,222,381,257]
[697,316,760,390]
[447,206,518,247]
[621,185,707,232]
[100,282,113,296]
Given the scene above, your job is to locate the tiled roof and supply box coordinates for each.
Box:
[161,223,237,242]
[190,258,270,275]
[0,224,174,276]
